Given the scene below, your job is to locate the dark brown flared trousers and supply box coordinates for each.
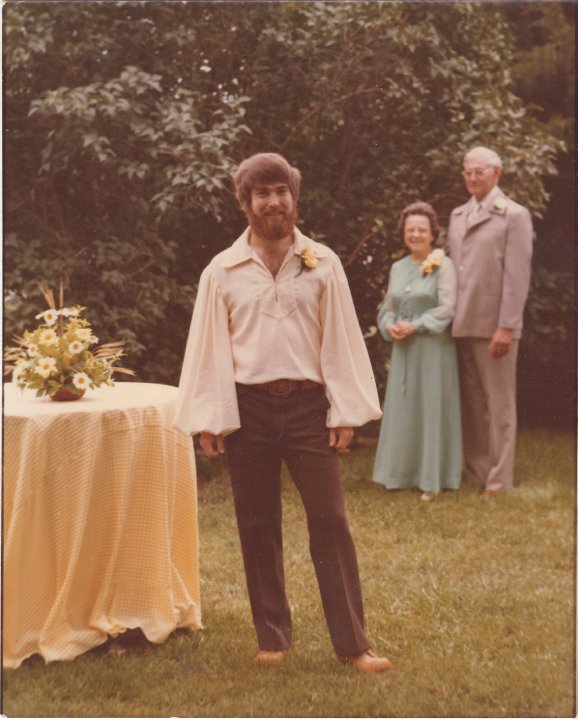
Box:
[223,384,371,657]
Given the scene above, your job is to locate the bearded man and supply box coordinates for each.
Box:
[174,152,391,672]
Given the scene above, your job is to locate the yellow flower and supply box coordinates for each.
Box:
[300,248,318,270]
[420,249,445,276]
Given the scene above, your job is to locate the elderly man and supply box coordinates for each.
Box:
[174,152,391,672]
[447,146,533,495]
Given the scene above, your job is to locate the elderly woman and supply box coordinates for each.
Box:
[372,202,462,500]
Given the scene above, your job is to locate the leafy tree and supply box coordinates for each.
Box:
[5,3,251,376]
[4,1,570,424]
[497,1,575,425]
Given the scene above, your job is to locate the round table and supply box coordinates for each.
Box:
[3,382,201,669]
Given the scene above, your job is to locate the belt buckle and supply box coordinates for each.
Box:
[269,379,296,396]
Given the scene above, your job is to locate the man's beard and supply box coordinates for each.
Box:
[247,205,297,242]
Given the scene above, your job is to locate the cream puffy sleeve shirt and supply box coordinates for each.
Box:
[173,228,382,436]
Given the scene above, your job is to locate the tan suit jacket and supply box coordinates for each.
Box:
[447,188,533,339]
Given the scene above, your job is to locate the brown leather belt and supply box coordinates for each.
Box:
[238,379,322,396]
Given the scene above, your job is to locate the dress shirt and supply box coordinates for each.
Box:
[467,202,481,227]
[174,227,382,436]
[468,185,500,220]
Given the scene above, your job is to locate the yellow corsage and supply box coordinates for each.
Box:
[420,248,445,276]
[297,247,318,276]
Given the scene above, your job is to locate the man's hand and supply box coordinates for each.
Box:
[489,327,513,358]
[200,431,225,459]
[329,426,354,451]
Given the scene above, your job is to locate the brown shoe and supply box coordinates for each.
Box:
[482,488,503,497]
[339,649,392,673]
[254,650,287,664]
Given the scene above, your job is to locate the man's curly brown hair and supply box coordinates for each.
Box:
[234,153,302,212]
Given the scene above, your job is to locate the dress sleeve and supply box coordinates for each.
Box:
[173,266,240,436]
[376,265,397,342]
[413,257,457,334]
[319,256,383,428]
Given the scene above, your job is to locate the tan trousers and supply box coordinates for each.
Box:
[457,338,519,491]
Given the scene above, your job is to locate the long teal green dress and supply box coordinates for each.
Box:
[372,254,462,493]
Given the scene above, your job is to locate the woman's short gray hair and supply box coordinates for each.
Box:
[464,146,503,168]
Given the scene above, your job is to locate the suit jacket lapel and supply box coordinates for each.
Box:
[466,188,507,233]
[467,205,492,232]
[452,205,468,238]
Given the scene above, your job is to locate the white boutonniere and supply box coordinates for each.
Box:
[420,248,445,276]
[296,247,318,276]
[492,197,508,214]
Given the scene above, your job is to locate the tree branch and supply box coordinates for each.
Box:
[343,229,374,269]
[280,87,384,150]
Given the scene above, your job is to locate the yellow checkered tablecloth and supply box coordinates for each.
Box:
[3,382,202,669]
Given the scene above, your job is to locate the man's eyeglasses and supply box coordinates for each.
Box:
[462,167,495,179]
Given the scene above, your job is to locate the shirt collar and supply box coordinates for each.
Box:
[291,227,330,258]
[471,185,501,211]
[218,226,329,268]
[218,228,252,268]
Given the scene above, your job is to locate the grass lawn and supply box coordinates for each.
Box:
[3,428,575,718]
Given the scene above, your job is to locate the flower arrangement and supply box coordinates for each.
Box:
[4,283,134,400]
[420,248,445,276]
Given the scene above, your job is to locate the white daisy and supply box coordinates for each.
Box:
[68,341,84,354]
[75,328,97,344]
[494,197,507,211]
[39,329,59,347]
[35,309,59,325]
[60,307,80,318]
[36,357,58,378]
[13,363,29,383]
[72,372,90,389]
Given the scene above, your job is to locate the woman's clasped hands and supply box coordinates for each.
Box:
[388,320,416,341]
